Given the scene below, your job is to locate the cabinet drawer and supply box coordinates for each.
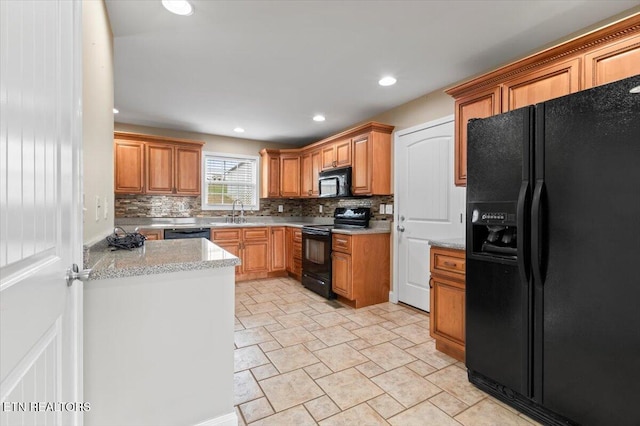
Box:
[243,227,269,241]
[432,251,466,275]
[332,234,352,253]
[292,229,302,243]
[211,229,241,242]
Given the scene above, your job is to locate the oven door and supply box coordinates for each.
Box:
[301,229,332,281]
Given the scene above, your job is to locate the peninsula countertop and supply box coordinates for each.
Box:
[428,237,466,251]
[88,239,240,281]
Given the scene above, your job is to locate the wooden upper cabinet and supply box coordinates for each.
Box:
[280,153,300,197]
[351,127,394,196]
[446,14,640,187]
[351,134,371,195]
[300,149,321,197]
[146,143,202,195]
[114,132,203,195]
[501,58,581,112]
[259,149,280,198]
[114,140,145,194]
[584,33,640,89]
[258,122,393,198]
[321,139,351,170]
[146,143,174,194]
[174,146,201,195]
[454,87,501,186]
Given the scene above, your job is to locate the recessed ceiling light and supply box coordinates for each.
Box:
[161,0,194,16]
[630,85,640,94]
[233,127,245,133]
[113,108,119,114]
[313,115,326,122]
[378,76,397,86]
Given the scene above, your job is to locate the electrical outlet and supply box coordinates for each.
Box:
[319,205,323,213]
[95,196,101,222]
[278,205,284,213]
[385,203,393,215]
[104,196,108,219]
[379,204,385,214]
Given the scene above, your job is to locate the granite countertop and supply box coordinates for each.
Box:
[429,237,466,250]
[88,239,240,281]
[115,218,392,233]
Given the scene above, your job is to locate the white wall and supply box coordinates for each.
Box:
[83,0,114,245]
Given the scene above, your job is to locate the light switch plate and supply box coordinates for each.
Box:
[385,204,393,215]
[379,204,385,214]
[278,205,284,213]
[104,196,108,219]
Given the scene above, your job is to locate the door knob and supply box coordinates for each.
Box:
[66,263,92,286]
[396,225,405,232]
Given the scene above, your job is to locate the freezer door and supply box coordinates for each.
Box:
[466,106,533,398]
[535,75,640,425]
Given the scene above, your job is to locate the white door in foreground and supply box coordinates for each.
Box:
[395,117,465,311]
[0,1,83,425]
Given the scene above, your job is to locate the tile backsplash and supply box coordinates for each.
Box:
[114,194,394,220]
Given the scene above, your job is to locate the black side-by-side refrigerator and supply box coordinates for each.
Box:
[465,74,640,426]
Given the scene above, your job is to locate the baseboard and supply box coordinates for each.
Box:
[193,411,238,426]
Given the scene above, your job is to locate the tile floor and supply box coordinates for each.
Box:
[234,277,541,425]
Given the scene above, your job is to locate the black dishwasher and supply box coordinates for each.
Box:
[164,228,210,240]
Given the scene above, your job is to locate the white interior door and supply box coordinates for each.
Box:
[394,117,465,311]
[0,1,83,425]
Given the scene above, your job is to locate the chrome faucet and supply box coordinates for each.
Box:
[232,199,245,224]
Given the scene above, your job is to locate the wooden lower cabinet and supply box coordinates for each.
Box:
[270,227,286,272]
[211,226,287,281]
[138,229,163,240]
[286,227,302,281]
[331,233,390,308]
[429,246,466,362]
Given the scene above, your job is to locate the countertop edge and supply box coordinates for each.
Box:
[428,238,466,251]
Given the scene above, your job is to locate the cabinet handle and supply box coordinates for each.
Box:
[429,279,433,289]
[443,261,457,268]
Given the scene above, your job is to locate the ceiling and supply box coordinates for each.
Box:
[106,0,639,145]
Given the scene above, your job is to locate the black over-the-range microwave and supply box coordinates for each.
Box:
[318,166,352,198]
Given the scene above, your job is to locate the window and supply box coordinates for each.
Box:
[201,152,259,210]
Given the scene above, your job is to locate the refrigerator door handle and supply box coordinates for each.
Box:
[517,181,530,284]
[531,179,545,286]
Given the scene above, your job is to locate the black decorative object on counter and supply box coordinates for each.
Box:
[106,227,146,250]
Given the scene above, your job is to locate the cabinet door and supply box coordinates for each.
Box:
[300,151,313,197]
[502,58,581,112]
[270,227,286,272]
[285,227,295,273]
[584,34,640,89]
[430,276,465,346]
[334,139,351,168]
[280,154,300,197]
[351,134,370,195]
[138,229,163,240]
[146,143,174,194]
[243,240,269,273]
[331,251,352,299]
[175,146,201,195]
[260,150,280,198]
[310,150,322,197]
[454,86,501,186]
[114,140,145,193]
[321,144,335,170]
[215,241,241,275]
